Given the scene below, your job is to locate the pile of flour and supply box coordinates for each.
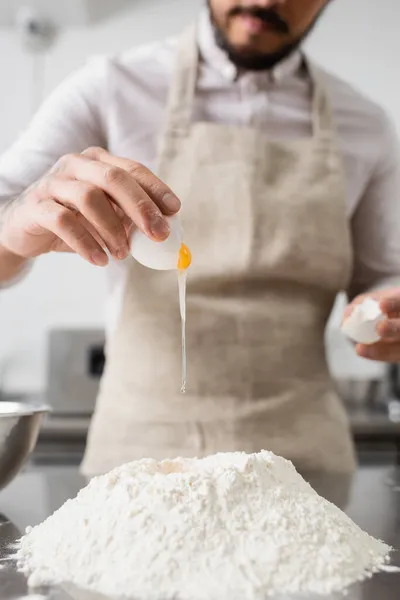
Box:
[16,451,392,600]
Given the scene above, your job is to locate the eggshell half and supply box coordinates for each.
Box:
[341,298,384,345]
[130,215,183,270]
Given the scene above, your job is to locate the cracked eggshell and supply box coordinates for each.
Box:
[130,215,182,271]
[341,298,385,345]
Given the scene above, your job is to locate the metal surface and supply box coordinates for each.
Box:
[0,452,399,599]
[336,377,391,409]
[46,328,104,416]
[0,402,49,491]
[34,409,400,449]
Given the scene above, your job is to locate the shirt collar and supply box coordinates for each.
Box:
[197,8,303,84]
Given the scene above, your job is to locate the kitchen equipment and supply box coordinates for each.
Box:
[0,402,49,491]
[46,329,105,416]
[335,377,391,410]
[30,329,105,460]
[387,364,400,423]
[389,364,400,399]
[336,365,400,417]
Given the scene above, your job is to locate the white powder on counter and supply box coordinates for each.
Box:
[16,451,393,600]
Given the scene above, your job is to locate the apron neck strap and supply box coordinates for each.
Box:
[164,27,334,138]
[164,24,199,135]
[305,57,334,136]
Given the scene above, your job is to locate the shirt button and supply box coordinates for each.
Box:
[223,65,236,80]
[247,81,258,94]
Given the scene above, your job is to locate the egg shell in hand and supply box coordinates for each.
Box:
[341,298,385,345]
[130,215,183,270]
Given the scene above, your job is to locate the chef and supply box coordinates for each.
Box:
[0,0,399,476]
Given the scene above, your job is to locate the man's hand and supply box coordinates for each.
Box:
[344,287,400,362]
[0,147,181,268]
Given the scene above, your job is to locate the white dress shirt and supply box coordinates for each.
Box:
[0,10,399,338]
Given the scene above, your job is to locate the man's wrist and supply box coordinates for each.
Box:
[0,243,31,286]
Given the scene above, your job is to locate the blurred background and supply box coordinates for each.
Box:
[0,0,399,447]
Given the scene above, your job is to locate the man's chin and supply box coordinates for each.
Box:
[213,23,297,71]
[218,43,297,71]
[226,40,283,58]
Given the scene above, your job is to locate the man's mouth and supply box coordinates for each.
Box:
[235,13,272,35]
[229,8,290,36]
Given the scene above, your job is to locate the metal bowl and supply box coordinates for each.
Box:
[0,402,50,491]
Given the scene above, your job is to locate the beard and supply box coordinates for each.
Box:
[207,2,326,72]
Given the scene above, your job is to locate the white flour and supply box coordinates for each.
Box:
[16,451,392,600]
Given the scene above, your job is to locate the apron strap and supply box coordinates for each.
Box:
[163,24,199,136]
[305,57,334,136]
[162,28,334,140]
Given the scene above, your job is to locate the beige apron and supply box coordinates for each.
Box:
[82,27,356,477]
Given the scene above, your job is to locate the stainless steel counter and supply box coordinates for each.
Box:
[0,453,399,600]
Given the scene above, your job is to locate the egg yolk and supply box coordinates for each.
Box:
[178,243,192,271]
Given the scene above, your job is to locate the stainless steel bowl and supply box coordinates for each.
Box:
[0,402,50,491]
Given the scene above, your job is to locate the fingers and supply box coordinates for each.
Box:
[342,294,366,323]
[343,289,400,325]
[36,148,182,265]
[380,294,400,318]
[54,151,174,241]
[377,318,400,341]
[64,153,169,241]
[344,290,400,363]
[356,341,400,362]
[357,317,400,361]
[83,147,181,216]
[42,177,129,260]
[36,199,108,267]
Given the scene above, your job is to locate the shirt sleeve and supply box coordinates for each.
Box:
[0,58,108,288]
[347,111,400,300]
